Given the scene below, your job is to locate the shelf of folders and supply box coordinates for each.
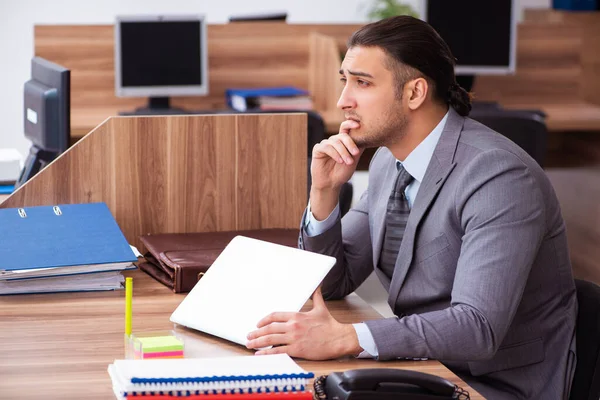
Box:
[226,86,314,112]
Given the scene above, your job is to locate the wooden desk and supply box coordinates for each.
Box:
[71,107,342,142]
[0,270,482,399]
[504,102,600,132]
[73,100,600,142]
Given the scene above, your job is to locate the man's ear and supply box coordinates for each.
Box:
[405,77,429,111]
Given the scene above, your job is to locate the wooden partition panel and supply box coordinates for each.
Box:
[522,9,600,106]
[472,9,600,132]
[473,22,583,105]
[34,24,360,112]
[309,33,344,114]
[35,15,600,136]
[0,114,307,250]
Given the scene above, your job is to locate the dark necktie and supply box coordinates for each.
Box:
[379,164,414,279]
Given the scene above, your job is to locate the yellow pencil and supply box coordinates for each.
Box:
[125,277,133,336]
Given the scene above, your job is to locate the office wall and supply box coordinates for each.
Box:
[0,0,550,179]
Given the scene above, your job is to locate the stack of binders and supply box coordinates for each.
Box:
[0,202,138,295]
[225,86,313,112]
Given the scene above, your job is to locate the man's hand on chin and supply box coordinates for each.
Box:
[245,287,363,360]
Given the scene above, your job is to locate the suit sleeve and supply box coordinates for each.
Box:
[364,149,546,361]
[299,187,374,300]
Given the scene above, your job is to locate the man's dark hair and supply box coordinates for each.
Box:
[348,15,472,116]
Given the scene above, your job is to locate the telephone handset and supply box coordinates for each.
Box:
[314,368,470,400]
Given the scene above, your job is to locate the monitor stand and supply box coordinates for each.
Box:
[120,97,190,116]
[15,145,58,188]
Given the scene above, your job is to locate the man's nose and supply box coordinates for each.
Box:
[337,85,356,110]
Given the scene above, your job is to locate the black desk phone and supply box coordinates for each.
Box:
[313,368,470,400]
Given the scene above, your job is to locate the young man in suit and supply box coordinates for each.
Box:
[246,16,577,399]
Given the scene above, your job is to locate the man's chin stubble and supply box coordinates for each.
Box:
[351,133,387,150]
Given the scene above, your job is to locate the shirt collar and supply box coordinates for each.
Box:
[396,110,450,183]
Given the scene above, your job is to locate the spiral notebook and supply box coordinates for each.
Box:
[107,354,314,399]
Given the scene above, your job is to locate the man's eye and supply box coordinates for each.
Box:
[340,77,347,83]
[358,80,370,87]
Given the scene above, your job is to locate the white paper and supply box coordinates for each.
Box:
[0,262,133,280]
[0,271,124,294]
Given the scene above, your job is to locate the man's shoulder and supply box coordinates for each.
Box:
[459,117,516,151]
[456,117,537,169]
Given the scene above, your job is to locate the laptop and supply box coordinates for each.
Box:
[170,235,336,347]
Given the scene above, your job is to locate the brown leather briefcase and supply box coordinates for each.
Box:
[139,229,300,293]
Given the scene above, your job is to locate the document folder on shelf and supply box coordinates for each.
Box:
[0,202,137,281]
[225,86,309,111]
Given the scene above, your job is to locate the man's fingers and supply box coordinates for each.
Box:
[247,322,287,340]
[339,119,360,134]
[313,135,359,164]
[338,133,361,156]
[246,333,289,350]
[330,138,354,165]
[313,119,360,164]
[255,312,297,328]
[313,141,345,163]
[255,345,291,356]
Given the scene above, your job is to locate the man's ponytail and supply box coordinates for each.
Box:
[447,83,472,117]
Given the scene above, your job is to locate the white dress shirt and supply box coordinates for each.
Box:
[305,110,449,358]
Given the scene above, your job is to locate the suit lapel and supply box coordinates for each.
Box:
[387,108,465,308]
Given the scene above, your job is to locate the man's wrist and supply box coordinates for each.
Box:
[309,187,341,221]
[338,323,363,357]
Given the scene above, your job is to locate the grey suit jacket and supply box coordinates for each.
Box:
[300,108,577,399]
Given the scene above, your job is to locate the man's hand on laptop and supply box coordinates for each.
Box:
[246,287,362,360]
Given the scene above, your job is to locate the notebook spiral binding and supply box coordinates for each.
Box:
[125,373,314,397]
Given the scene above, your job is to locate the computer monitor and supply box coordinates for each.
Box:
[16,57,70,188]
[229,12,288,22]
[114,15,208,114]
[423,0,516,76]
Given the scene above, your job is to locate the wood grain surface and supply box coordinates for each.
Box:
[472,9,600,132]
[0,269,482,399]
[35,13,600,137]
[309,32,344,116]
[0,114,307,252]
[34,23,362,126]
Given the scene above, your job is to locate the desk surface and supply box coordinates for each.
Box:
[0,269,482,399]
[504,102,600,132]
[70,102,600,141]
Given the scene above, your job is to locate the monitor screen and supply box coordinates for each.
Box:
[424,0,516,75]
[115,15,208,97]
